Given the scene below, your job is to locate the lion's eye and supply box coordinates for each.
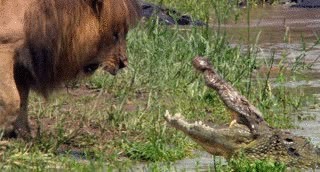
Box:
[113,32,119,42]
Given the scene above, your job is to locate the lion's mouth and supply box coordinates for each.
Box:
[104,66,119,75]
[103,57,128,75]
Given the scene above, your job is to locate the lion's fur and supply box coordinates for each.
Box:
[0,0,141,138]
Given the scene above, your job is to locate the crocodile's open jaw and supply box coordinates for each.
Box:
[164,111,253,158]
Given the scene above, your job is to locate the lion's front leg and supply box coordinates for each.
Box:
[13,62,32,140]
[0,50,21,137]
[14,84,31,140]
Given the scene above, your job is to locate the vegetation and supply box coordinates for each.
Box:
[0,0,316,171]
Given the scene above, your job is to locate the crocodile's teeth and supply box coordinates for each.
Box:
[175,113,182,118]
[194,121,202,125]
[165,110,171,118]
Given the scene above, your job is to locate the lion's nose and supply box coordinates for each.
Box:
[119,56,128,69]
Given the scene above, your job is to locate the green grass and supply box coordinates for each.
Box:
[222,157,287,172]
[0,0,315,171]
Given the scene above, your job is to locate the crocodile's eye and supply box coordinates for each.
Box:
[288,147,300,157]
[284,138,294,144]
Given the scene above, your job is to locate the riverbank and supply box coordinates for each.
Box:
[0,1,319,171]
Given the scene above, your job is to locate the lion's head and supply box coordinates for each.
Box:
[16,0,141,96]
[96,0,141,75]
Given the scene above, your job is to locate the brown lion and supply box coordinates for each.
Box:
[0,0,141,139]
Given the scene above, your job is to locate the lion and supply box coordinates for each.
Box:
[0,0,141,139]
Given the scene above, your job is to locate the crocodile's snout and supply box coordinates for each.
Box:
[192,56,212,72]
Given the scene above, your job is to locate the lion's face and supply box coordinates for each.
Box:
[99,28,129,75]
[83,29,129,76]
[94,0,140,75]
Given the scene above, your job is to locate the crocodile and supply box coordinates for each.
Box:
[164,56,320,168]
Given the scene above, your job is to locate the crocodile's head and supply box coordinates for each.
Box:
[165,111,320,168]
[165,57,320,168]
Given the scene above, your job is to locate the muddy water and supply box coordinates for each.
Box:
[223,6,320,69]
[230,6,320,143]
[166,6,320,171]
[131,151,219,172]
[223,5,320,44]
